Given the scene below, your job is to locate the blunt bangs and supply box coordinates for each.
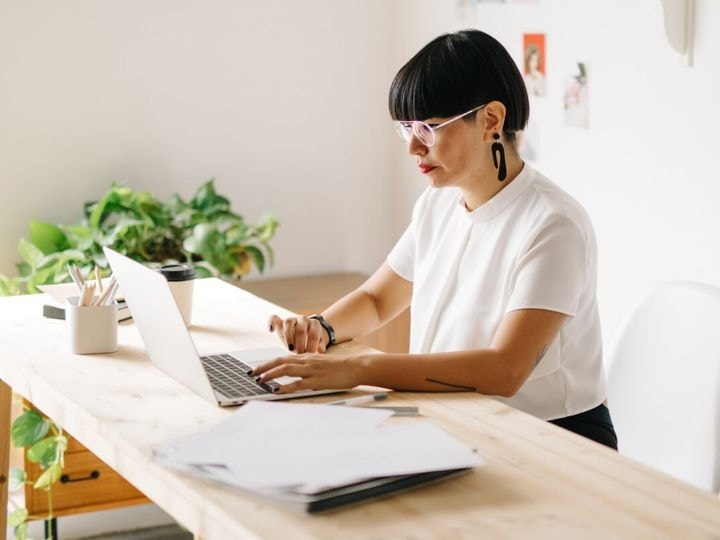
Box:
[388,30,529,135]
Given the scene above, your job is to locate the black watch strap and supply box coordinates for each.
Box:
[309,314,336,348]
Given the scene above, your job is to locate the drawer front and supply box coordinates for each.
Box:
[25,450,148,516]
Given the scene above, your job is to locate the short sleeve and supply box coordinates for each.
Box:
[506,216,588,316]
[386,224,415,282]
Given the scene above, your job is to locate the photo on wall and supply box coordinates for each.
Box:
[564,62,589,128]
[523,33,546,97]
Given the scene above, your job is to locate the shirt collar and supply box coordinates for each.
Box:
[457,163,534,223]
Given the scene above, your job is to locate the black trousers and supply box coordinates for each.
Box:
[549,403,618,450]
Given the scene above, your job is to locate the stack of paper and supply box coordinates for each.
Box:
[154,401,482,513]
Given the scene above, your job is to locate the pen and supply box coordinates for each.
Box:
[95,264,103,294]
[326,392,388,407]
[377,406,419,417]
[94,276,117,306]
[67,263,84,292]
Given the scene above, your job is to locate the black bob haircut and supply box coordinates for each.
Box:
[389,29,529,141]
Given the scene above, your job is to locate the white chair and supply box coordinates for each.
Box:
[606,281,720,493]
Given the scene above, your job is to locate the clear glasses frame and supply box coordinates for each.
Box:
[393,103,487,147]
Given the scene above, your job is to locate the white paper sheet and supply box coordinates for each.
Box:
[154,401,482,492]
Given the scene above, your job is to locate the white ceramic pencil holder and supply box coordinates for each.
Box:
[66,296,118,354]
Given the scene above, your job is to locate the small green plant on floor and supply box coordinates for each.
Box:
[0,179,278,296]
[8,405,68,540]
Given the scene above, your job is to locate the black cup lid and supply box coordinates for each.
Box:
[158,263,196,282]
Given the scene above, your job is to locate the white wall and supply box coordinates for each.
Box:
[390,0,720,355]
[3,2,718,354]
[0,0,396,280]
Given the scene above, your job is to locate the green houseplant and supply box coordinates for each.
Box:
[8,406,68,540]
[0,179,278,295]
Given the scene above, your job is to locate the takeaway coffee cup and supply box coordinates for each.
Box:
[66,296,118,354]
[158,263,196,326]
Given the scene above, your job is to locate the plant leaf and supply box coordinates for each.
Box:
[15,261,31,278]
[63,225,94,250]
[9,467,27,491]
[11,410,51,447]
[28,221,69,255]
[243,246,265,273]
[257,214,279,242]
[191,263,214,278]
[264,244,275,267]
[27,437,57,467]
[25,266,53,294]
[17,239,44,269]
[33,462,62,490]
[191,179,231,215]
[0,275,22,296]
[7,507,28,527]
[14,521,29,540]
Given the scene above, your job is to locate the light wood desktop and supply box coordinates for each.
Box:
[1,278,719,539]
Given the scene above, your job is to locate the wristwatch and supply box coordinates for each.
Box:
[308,314,336,349]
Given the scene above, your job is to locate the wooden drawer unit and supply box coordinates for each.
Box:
[240,272,410,353]
[12,401,148,518]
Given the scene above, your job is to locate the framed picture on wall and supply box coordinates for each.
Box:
[564,62,589,128]
[523,33,546,97]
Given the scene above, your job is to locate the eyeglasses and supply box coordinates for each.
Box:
[393,104,487,147]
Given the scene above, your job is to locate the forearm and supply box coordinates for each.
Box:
[353,349,528,397]
[321,289,386,345]
[321,263,411,346]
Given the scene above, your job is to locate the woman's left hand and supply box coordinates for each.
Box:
[252,354,364,394]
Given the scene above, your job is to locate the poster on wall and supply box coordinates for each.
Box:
[564,62,589,128]
[523,33,547,97]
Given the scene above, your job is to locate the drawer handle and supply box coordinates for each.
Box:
[60,470,100,484]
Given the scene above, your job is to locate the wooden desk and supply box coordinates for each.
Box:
[1,279,719,539]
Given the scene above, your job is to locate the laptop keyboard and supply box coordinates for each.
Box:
[200,353,280,399]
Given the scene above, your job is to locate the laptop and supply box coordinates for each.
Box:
[104,247,345,406]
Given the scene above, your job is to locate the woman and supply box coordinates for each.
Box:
[252,30,617,449]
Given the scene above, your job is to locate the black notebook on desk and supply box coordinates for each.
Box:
[256,468,472,514]
[42,299,131,322]
[157,459,472,514]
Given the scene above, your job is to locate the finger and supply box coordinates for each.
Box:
[293,318,311,354]
[306,320,325,353]
[257,361,311,381]
[306,325,324,353]
[273,379,312,394]
[268,314,283,334]
[250,355,293,376]
[283,318,298,352]
[268,315,286,345]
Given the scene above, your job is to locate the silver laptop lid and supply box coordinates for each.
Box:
[104,247,218,404]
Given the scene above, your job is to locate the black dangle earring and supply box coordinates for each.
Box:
[491,133,507,182]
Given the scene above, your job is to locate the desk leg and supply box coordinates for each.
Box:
[0,379,11,540]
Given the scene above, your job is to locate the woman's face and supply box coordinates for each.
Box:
[407,112,489,191]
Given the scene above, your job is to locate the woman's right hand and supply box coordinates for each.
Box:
[267,314,329,354]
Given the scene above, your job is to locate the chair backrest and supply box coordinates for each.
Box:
[607,281,720,493]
